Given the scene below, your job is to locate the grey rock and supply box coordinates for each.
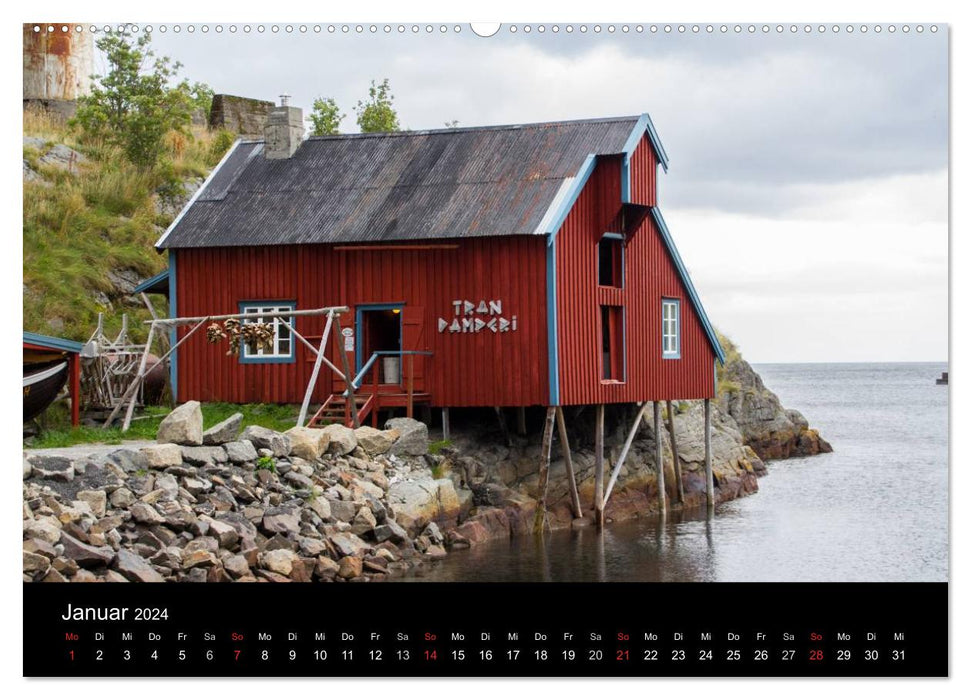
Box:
[327,498,358,523]
[261,506,301,534]
[321,424,358,456]
[59,532,114,567]
[140,443,183,468]
[114,549,165,583]
[156,401,204,446]
[354,426,396,455]
[27,455,74,482]
[240,425,291,457]
[181,445,228,466]
[224,440,258,463]
[203,413,243,445]
[385,417,429,457]
[329,532,370,558]
[130,502,166,525]
[373,520,408,544]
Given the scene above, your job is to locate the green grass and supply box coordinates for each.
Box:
[427,438,452,455]
[25,402,300,449]
[22,107,234,343]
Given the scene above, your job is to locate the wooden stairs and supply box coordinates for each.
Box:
[307,392,377,428]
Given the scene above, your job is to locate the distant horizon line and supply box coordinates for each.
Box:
[749,359,948,365]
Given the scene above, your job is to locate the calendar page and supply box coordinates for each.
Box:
[20,10,949,681]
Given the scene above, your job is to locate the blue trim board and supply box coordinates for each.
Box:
[237,300,297,364]
[546,154,598,244]
[354,303,405,373]
[546,236,560,405]
[168,251,178,401]
[650,208,726,364]
[23,331,83,354]
[133,268,169,295]
[545,154,598,405]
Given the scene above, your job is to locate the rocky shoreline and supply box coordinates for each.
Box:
[23,347,830,583]
[23,404,470,583]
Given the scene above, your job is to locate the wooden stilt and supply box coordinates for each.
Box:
[534,406,557,532]
[442,407,450,440]
[603,401,650,505]
[666,400,685,504]
[654,401,666,515]
[333,315,359,429]
[494,406,512,447]
[704,398,714,508]
[556,406,583,518]
[593,404,605,528]
[296,311,334,427]
[516,406,527,435]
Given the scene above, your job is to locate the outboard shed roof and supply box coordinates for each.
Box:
[157,115,668,249]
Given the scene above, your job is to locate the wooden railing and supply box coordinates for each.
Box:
[350,350,432,419]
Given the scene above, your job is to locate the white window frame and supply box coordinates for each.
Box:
[239,302,296,362]
[662,298,681,359]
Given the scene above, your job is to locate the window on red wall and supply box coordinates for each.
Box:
[601,305,625,381]
[598,234,624,287]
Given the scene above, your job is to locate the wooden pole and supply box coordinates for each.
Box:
[333,316,359,428]
[666,400,685,504]
[120,323,156,431]
[442,407,450,440]
[603,401,650,505]
[296,310,334,427]
[279,318,346,380]
[494,407,512,447]
[705,398,714,509]
[593,404,605,528]
[534,406,557,532]
[556,406,583,518]
[406,354,414,419]
[654,401,666,515]
[516,406,527,435]
[69,353,81,427]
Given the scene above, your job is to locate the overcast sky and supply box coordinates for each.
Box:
[135,25,947,363]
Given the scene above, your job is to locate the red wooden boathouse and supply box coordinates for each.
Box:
[155,106,724,432]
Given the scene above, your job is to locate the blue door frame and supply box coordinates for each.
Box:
[354,303,404,373]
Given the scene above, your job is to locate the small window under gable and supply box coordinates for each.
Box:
[662,298,680,359]
[598,233,624,288]
[239,302,296,363]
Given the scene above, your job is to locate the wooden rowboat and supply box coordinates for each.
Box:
[23,361,68,422]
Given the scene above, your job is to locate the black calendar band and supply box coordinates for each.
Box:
[24,582,948,677]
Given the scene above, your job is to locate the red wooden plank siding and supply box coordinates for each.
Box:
[174,238,549,408]
[629,133,658,207]
[554,152,715,405]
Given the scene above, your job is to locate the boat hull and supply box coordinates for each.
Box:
[24,361,68,422]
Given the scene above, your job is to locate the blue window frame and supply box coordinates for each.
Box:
[662,298,681,359]
[238,301,296,364]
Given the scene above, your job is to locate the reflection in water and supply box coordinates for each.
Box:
[401,363,947,583]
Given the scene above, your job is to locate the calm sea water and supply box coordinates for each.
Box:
[401,363,949,583]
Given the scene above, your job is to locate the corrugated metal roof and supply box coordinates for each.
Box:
[159,116,641,249]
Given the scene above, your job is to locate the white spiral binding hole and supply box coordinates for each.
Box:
[38,24,940,36]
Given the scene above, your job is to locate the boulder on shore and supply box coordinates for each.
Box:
[203,413,243,445]
[156,401,203,446]
[284,426,331,460]
[240,425,291,457]
[385,417,429,457]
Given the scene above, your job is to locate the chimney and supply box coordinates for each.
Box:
[264,94,304,159]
